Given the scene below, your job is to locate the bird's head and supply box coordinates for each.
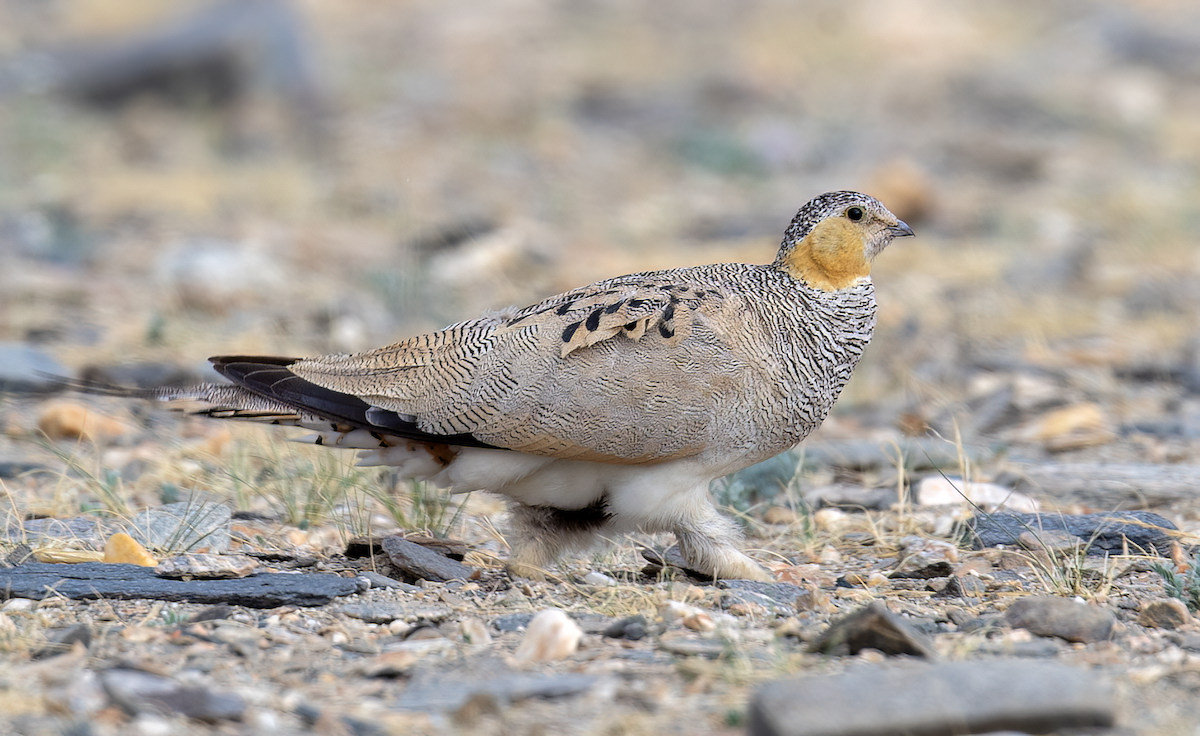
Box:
[773,191,913,291]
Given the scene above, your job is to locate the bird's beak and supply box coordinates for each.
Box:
[890,220,915,238]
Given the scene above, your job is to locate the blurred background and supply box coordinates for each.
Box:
[3,0,1200,466]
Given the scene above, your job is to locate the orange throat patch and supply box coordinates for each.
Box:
[779,217,871,291]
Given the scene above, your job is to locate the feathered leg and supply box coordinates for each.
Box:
[670,499,772,582]
[504,499,612,579]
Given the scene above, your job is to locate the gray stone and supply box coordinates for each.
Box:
[0,562,357,607]
[295,703,390,735]
[31,623,92,660]
[0,342,71,393]
[393,671,600,711]
[966,511,1176,556]
[100,668,245,721]
[803,483,895,510]
[719,580,807,610]
[3,544,34,566]
[957,614,1006,635]
[1003,596,1115,643]
[809,601,937,658]
[1172,632,1200,652]
[492,613,535,632]
[1017,529,1084,554]
[339,603,413,624]
[339,602,453,624]
[572,613,621,636]
[127,501,231,553]
[748,660,1114,736]
[0,461,49,479]
[603,615,649,641]
[207,621,261,658]
[890,561,954,580]
[640,544,703,578]
[187,604,233,623]
[659,638,728,658]
[8,517,111,548]
[793,438,994,472]
[356,571,413,590]
[381,535,472,582]
[938,574,987,598]
[976,638,1066,658]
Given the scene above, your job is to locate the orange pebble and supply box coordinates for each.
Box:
[37,402,129,442]
[104,532,158,567]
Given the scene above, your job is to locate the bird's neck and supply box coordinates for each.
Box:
[776,218,871,291]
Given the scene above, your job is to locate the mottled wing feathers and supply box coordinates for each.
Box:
[287,272,744,463]
[498,279,719,357]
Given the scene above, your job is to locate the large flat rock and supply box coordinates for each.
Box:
[0,562,360,608]
[965,510,1176,556]
[749,660,1114,736]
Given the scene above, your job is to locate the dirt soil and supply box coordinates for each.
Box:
[4,1,1200,734]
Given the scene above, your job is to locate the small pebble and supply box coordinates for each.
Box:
[794,587,834,613]
[762,506,799,525]
[812,508,849,533]
[1004,596,1115,643]
[899,536,960,564]
[104,533,158,567]
[388,620,412,637]
[37,402,129,442]
[776,564,836,587]
[582,571,617,586]
[2,598,35,613]
[682,611,715,633]
[818,546,842,564]
[728,601,768,617]
[460,617,493,646]
[358,650,421,678]
[1139,599,1191,630]
[514,609,582,662]
[660,600,701,623]
[603,615,649,641]
[121,626,161,644]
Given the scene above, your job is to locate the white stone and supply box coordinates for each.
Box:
[660,600,701,623]
[812,507,850,533]
[460,617,492,646]
[582,571,617,586]
[818,545,842,564]
[132,714,174,736]
[514,609,582,662]
[387,620,411,636]
[916,476,1040,512]
[1,598,35,613]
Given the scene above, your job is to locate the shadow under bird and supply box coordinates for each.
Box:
[91,190,913,581]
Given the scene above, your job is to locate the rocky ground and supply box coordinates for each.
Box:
[3,1,1200,734]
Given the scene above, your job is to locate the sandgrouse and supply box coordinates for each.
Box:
[121,191,911,582]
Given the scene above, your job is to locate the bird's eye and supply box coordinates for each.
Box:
[846,206,864,221]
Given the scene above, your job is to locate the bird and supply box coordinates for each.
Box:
[115,190,912,582]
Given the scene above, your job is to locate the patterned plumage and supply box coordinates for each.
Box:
[137,191,912,581]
